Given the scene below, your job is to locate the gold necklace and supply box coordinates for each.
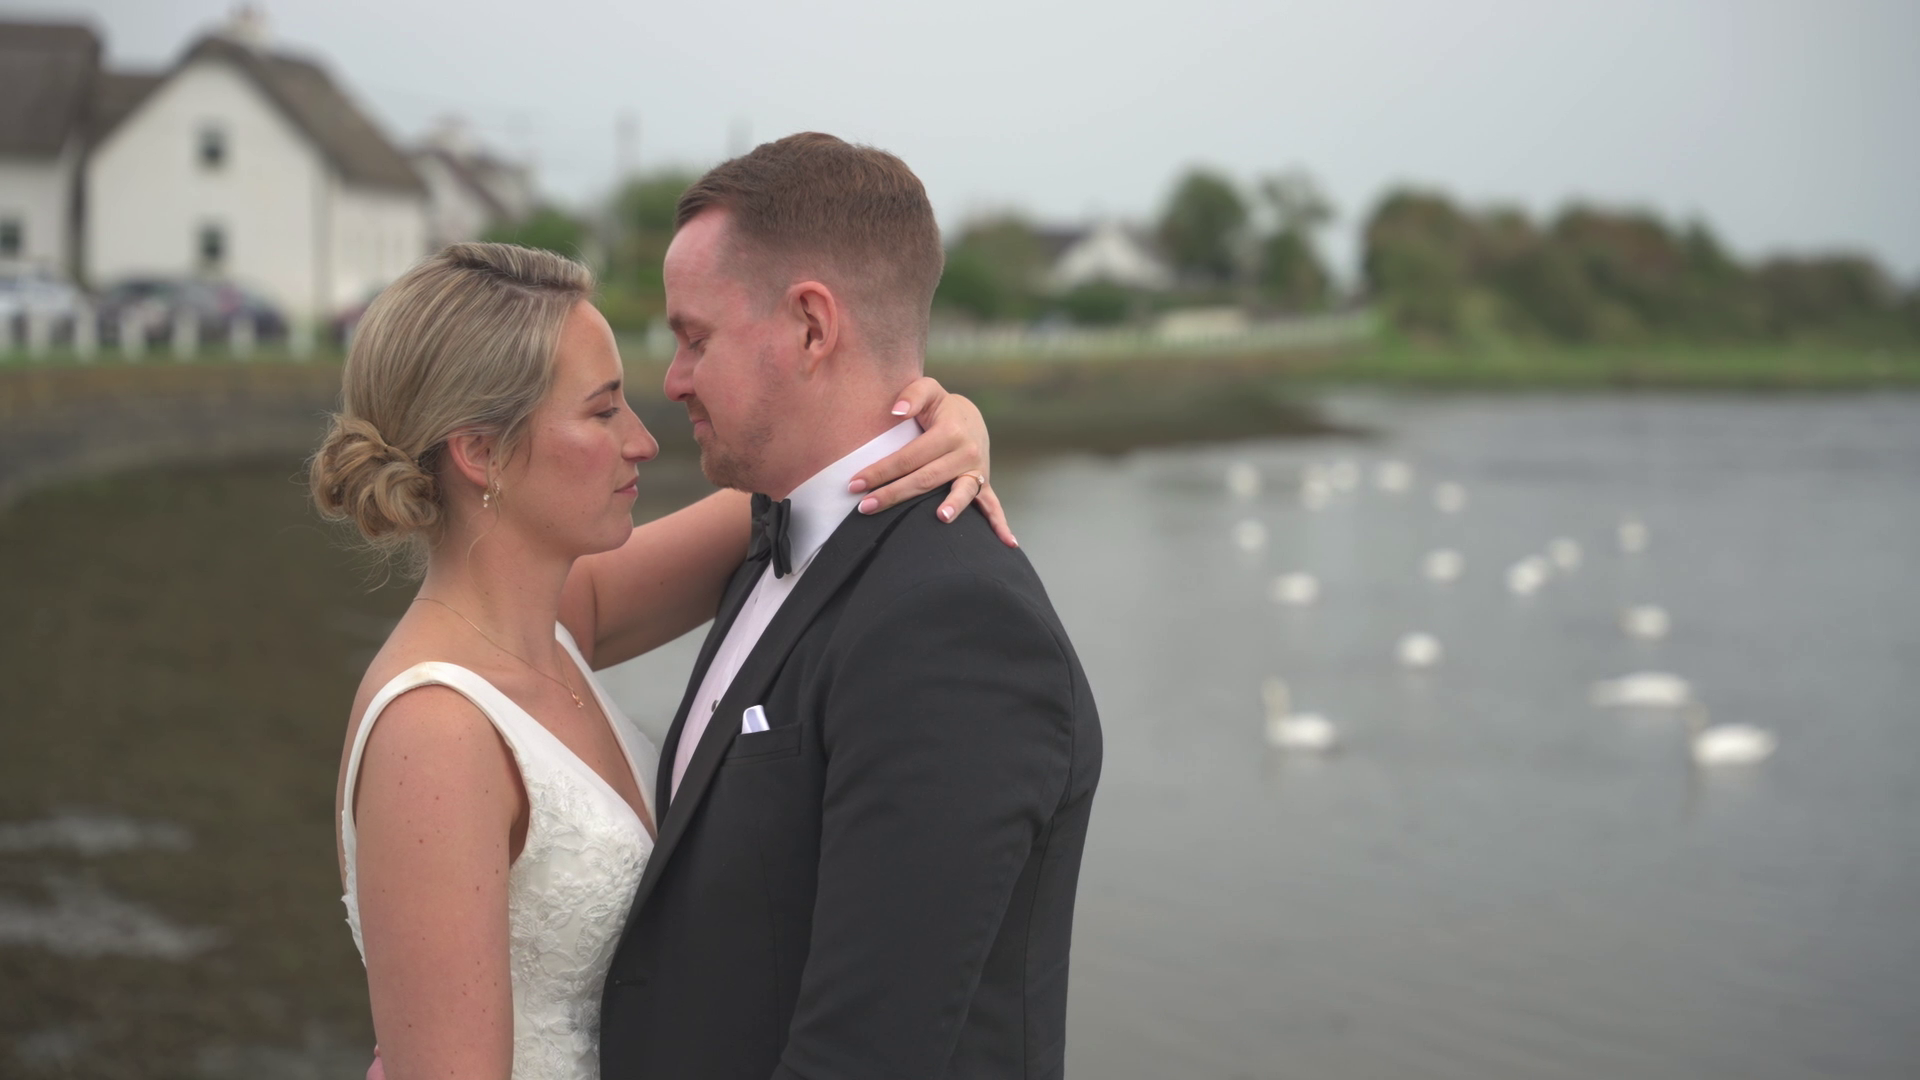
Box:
[411,596,585,709]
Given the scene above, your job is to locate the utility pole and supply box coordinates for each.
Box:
[615,111,639,186]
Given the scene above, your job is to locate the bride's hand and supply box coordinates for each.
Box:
[848,376,1017,548]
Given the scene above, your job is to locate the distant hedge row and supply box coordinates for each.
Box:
[1362,190,1919,346]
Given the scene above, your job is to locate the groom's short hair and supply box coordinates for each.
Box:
[676,132,945,359]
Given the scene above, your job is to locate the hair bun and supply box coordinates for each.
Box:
[309,415,440,542]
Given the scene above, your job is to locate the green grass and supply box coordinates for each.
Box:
[1289,340,1920,389]
[15,334,1918,389]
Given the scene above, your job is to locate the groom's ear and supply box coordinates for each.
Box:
[788,280,841,376]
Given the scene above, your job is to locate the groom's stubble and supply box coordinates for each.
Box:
[687,342,781,493]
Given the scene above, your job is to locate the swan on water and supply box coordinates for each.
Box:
[1618,516,1650,554]
[1506,556,1550,596]
[1434,482,1468,514]
[1421,548,1465,584]
[1227,461,1261,500]
[1396,632,1443,669]
[1301,474,1332,511]
[1261,678,1340,752]
[1374,460,1414,494]
[1590,672,1693,708]
[1232,519,1268,553]
[1271,572,1320,606]
[1622,605,1671,641]
[1687,705,1777,766]
[1548,537,1583,571]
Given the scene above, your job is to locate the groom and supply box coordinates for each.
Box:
[598,133,1102,1079]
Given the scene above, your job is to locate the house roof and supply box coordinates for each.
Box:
[0,21,101,156]
[90,70,165,139]
[167,34,425,194]
[413,145,511,219]
[1,20,423,195]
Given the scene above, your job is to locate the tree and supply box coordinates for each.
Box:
[933,248,1007,321]
[1256,170,1335,310]
[934,215,1050,322]
[1362,189,1478,337]
[482,207,587,258]
[1157,169,1248,284]
[1056,281,1132,326]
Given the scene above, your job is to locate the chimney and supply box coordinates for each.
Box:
[223,4,269,49]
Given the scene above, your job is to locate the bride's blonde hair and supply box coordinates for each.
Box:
[308,242,596,572]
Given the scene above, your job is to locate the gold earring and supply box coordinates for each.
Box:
[482,481,500,508]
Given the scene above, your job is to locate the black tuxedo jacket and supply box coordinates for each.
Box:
[599,490,1101,1080]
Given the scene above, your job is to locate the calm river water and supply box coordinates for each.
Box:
[3,392,1917,1077]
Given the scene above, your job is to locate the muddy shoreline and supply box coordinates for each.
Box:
[0,356,1343,511]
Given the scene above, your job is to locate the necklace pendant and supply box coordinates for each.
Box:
[570,692,584,709]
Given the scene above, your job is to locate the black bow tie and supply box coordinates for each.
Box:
[748,493,794,578]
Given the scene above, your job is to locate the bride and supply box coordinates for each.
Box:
[312,243,1008,1080]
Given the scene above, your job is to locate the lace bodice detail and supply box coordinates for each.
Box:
[340,624,654,1080]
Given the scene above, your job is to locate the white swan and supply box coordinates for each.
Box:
[1374,459,1414,494]
[1622,605,1671,641]
[1226,461,1261,500]
[1270,572,1320,606]
[1300,472,1332,510]
[1688,705,1777,766]
[1547,537,1583,571]
[1590,672,1693,708]
[1261,678,1340,752]
[1396,632,1442,669]
[1506,556,1550,596]
[1421,548,1464,584]
[1618,516,1650,554]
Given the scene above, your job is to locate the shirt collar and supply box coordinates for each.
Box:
[780,417,921,573]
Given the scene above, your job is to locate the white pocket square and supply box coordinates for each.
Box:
[740,704,770,734]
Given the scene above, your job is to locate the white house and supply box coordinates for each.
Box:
[0,22,100,276]
[410,117,538,250]
[83,15,428,322]
[1044,220,1172,293]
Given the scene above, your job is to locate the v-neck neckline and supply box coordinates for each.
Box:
[429,626,651,836]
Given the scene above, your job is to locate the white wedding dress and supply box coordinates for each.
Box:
[340,623,656,1080]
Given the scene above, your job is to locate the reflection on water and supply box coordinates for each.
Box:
[4,393,1919,1076]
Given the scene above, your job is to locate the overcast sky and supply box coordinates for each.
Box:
[14,0,1919,280]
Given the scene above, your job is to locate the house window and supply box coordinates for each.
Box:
[0,218,20,258]
[199,125,227,170]
[198,223,226,271]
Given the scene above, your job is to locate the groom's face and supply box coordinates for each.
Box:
[663,209,788,492]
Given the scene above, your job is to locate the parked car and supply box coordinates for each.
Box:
[0,265,89,346]
[96,277,288,347]
[329,285,387,346]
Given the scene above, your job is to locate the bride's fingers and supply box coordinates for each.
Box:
[849,437,944,498]
[848,398,984,498]
[857,448,971,514]
[937,475,1017,547]
[974,484,1018,548]
[887,375,947,423]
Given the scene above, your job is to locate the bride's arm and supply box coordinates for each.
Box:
[562,378,1011,670]
[350,687,521,1080]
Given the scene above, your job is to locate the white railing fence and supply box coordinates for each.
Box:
[2,307,319,364]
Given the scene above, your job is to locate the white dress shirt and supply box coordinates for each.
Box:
[669,419,921,799]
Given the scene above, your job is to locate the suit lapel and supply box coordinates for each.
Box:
[654,556,764,802]
[627,495,928,918]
